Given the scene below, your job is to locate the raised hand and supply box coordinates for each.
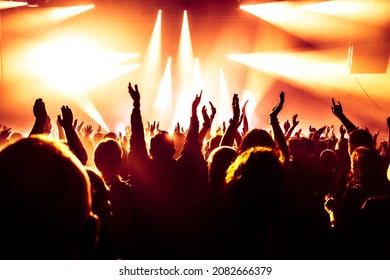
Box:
[57,106,74,129]
[309,125,316,133]
[269,91,285,119]
[331,98,343,117]
[97,125,101,133]
[201,105,211,127]
[231,93,240,124]
[209,101,216,122]
[284,120,291,134]
[241,100,249,136]
[128,82,140,106]
[150,121,156,137]
[0,128,11,142]
[292,114,299,127]
[192,90,203,115]
[73,119,78,130]
[77,121,84,135]
[340,124,346,138]
[83,125,93,138]
[33,98,48,120]
[175,122,181,133]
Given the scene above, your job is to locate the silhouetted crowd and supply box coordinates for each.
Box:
[0,83,389,260]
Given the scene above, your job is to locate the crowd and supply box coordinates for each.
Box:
[0,82,389,260]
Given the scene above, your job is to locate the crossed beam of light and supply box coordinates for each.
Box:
[0,1,27,9]
[140,10,162,112]
[155,57,173,131]
[172,10,194,130]
[227,49,388,99]
[239,1,379,44]
[3,4,95,33]
[301,0,390,27]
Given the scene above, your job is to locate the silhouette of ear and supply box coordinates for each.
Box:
[79,214,99,257]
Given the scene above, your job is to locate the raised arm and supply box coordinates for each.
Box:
[221,93,241,147]
[57,105,88,165]
[178,90,202,160]
[128,82,148,161]
[331,98,357,133]
[285,114,300,140]
[29,98,49,136]
[269,91,289,163]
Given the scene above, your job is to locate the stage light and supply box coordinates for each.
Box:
[139,9,162,113]
[217,68,231,125]
[0,1,27,9]
[173,10,194,129]
[155,57,173,130]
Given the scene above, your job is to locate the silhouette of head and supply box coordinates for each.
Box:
[150,130,175,160]
[319,149,337,172]
[225,146,283,220]
[240,129,275,153]
[94,138,122,177]
[10,132,23,144]
[348,129,373,155]
[288,137,303,160]
[350,146,389,196]
[207,146,238,192]
[0,135,94,259]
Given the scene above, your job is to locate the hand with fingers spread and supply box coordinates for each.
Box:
[331,98,343,118]
[57,106,74,130]
[330,98,357,133]
[0,128,11,144]
[83,125,94,138]
[150,121,157,137]
[128,82,140,107]
[33,98,48,121]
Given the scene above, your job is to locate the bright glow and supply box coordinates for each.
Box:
[193,58,203,94]
[50,5,95,21]
[178,11,194,69]
[4,5,94,32]
[0,1,27,9]
[144,10,162,66]
[173,10,195,130]
[76,95,110,132]
[301,0,390,27]
[217,68,231,125]
[155,57,173,130]
[139,9,163,115]
[240,2,364,43]
[26,35,139,94]
[227,49,390,98]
